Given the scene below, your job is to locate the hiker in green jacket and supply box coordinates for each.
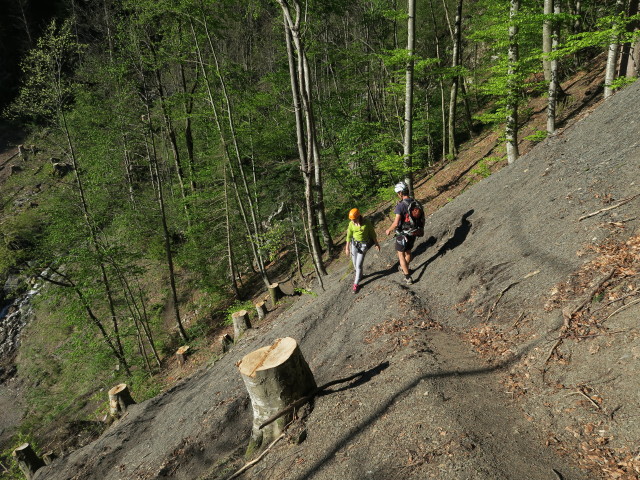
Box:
[345,208,380,293]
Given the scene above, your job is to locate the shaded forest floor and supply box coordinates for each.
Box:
[4,54,640,479]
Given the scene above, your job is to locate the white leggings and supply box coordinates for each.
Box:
[350,241,369,285]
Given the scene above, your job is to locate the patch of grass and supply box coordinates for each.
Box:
[294,287,317,297]
[469,157,501,180]
[223,300,255,325]
[524,130,548,143]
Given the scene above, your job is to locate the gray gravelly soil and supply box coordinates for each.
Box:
[33,81,640,480]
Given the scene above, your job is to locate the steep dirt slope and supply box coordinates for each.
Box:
[32,81,640,479]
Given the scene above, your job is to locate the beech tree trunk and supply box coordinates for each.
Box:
[238,337,316,455]
[12,443,45,480]
[619,0,640,78]
[506,0,521,164]
[108,383,135,418]
[278,0,329,276]
[542,0,553,82]
[403,0,416,194]
[547,0,560,134]
[604,0,625,99]
[447,0,463,159]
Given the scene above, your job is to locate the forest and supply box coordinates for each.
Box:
[0,0,639,476]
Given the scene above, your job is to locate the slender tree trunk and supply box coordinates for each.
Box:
[542,0,553,82]
[547,0,560,134]
[140,76,189,342]
[429,0,447,161]
[189,19,272,288]
[278,0,327,276]
[604,0,626,99]
[619,0,640,77]
[447,0,463,159]
[154,69,191,227]
[506,0,521,164]
[38,268,130,374]
[224,165,241,298]
[403,0,416,195]
[108,258,162,368]
[59,109,127,363]
[283,0,333,253]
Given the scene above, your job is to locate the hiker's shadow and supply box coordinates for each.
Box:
[414,209,474,282]
[318,361,390,396]
[359,262,397,287]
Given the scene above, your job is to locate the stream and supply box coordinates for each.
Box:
[0,283,39,362]
[0,279,39,451]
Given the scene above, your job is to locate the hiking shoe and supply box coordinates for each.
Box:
[352,284,360,293]
[404,275,413,285]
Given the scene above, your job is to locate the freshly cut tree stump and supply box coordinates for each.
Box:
[220,333,234,353]
[176,345,190,366]
[255,301,267,321]
[232,310,252,339]
[12,443,45,479]
[268,283,283,307]
[108,383,136,418]
[238,337,316,456]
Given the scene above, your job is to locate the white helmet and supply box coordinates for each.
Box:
[394,181,408,193]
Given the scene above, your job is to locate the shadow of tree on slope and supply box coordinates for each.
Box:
[414,209,474,282]
[291,347,524,480]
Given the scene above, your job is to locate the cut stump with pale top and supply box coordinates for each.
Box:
[12,443,45,480]
[108,383,136,418]
[176,345,190,366]
[238,337,316,456]
[232,309,251,339]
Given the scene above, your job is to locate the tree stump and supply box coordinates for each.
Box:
[176,345,190,366]
[108,383,136,418]
[232,310,251,339]
[12,443,45,479]
[220,333,234,353]
[255,301,267,321]
[238,337,316,456]
[268,283,283,307]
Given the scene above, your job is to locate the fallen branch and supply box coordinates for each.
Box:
[563,269,616,325]
[579,193,640,221]
[511,312,525,330]
[576,387,602,411]
[225,433,285,480]
[602,297,640,323]
[543,270,616,380]
[486,281,520,322]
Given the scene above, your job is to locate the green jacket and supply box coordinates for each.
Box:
[346,217,378,244]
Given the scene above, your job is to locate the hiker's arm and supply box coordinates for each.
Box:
[385,214,401,235]
[369,223,381,250]
[345,225,352,255]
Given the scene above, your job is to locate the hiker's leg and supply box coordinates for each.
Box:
[404,251,412,268]
[395,236,410,275]
[397,250,409,275]
[354,249,367,284]
[350,242,359,282]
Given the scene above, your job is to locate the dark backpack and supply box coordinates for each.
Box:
[401,198,425,237]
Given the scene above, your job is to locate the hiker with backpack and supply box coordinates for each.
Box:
[345,208,380,293]
[385,182,424,285]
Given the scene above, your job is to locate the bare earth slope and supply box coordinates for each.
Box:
[34,81,640,480]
